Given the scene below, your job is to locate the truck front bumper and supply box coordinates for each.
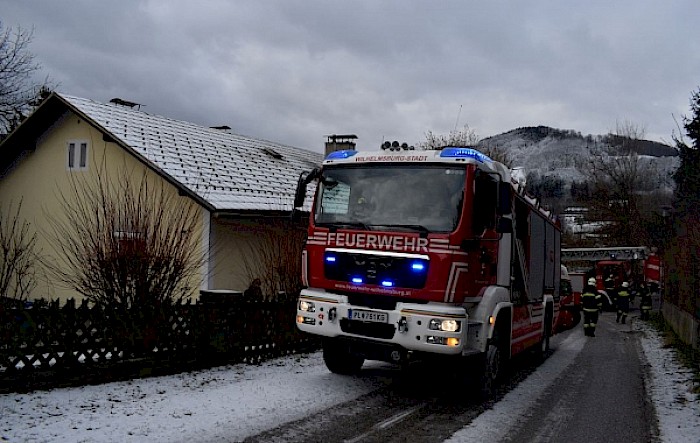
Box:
[296,288,468,356]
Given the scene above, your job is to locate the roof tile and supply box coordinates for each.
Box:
[60,94,322,212]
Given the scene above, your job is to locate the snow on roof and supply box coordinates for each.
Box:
[59,94,322,212]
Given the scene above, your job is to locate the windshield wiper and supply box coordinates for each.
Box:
[375,224,430,237]
[317,221,372,231]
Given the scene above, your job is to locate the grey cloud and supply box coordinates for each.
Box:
[2,0,699,151]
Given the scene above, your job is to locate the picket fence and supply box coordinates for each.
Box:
[0,297,319,392]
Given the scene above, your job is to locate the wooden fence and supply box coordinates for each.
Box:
[0,298,319,393]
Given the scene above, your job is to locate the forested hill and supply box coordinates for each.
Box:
[477,126,679,188]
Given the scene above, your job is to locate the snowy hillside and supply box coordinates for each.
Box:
[478,126,679,189]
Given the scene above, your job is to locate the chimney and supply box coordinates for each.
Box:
[325,134,357,156]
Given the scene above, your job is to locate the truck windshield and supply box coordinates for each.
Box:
[314,164,466,233]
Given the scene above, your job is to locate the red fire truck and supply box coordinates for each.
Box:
[561,246,663,311]
[555,265,582,332]
[294,145,561,393]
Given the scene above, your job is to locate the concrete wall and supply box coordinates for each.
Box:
[662,301,699,350]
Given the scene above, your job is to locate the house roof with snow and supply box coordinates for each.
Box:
[1,92,322,213]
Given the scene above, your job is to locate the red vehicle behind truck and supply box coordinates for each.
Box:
[561,247,663,313]
[294,145,560,393]
[555,265,583,331]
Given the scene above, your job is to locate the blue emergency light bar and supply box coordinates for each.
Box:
[325,150,358,160]
[411,262,426,272]
[439,147,492,163]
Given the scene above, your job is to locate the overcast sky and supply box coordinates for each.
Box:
[2,1,698,153]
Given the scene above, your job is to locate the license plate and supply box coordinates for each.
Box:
[348,309,388,323]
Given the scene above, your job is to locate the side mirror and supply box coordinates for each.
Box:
[294,173,308,208]
[294,168,320,208]
[497,181,511,216]
[291,208,303,224]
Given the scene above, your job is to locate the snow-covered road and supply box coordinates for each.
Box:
[1,320,698,442]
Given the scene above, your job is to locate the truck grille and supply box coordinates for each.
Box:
[324,251,429,289]
[340,318,396,339]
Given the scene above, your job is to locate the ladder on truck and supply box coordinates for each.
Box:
[561,246,649,262]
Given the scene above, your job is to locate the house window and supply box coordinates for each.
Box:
[67,141,89,170]
[114,230,146,255]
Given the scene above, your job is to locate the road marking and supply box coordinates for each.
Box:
[377,405,422,429]
[344,404,424,443]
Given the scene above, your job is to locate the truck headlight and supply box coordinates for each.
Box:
[429,319,461,332]
[299,300,315,312]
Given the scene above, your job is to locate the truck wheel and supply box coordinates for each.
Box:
[538,309,552,357]
[322,339,364,375]
[478,342,500,399]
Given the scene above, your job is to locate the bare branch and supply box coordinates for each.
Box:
[575,121,666,245]
[0,20,53,136]
[239,218,305,301]
[418,124,481,150]
[0,199,39,304]
[45,164,206,308]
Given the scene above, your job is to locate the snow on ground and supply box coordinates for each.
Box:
[0,355,391,442]
[445,330,588,442]
[637,321,700,443]
[1,321,698,443]
[447,320,700,443]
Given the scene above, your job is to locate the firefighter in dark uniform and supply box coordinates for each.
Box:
[639,281,653,320]
[616,281,631,324]
[582,278,602,337]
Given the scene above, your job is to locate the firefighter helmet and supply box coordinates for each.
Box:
[588,277,596,286]
[622,281,629,288]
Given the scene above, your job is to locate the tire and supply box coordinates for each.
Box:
[479,342,501,399]
[538,311,552,359]
[476,325,508,400]
[322,339,364,375]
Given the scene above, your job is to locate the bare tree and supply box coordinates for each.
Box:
[0,21,51,136]
[575,121,664,245]
[418,124,512,166]
[418,124,481,150]
[240,219,305,301]
[478,143,513,168]
[45,166,206,309]
[0,199,39,305]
